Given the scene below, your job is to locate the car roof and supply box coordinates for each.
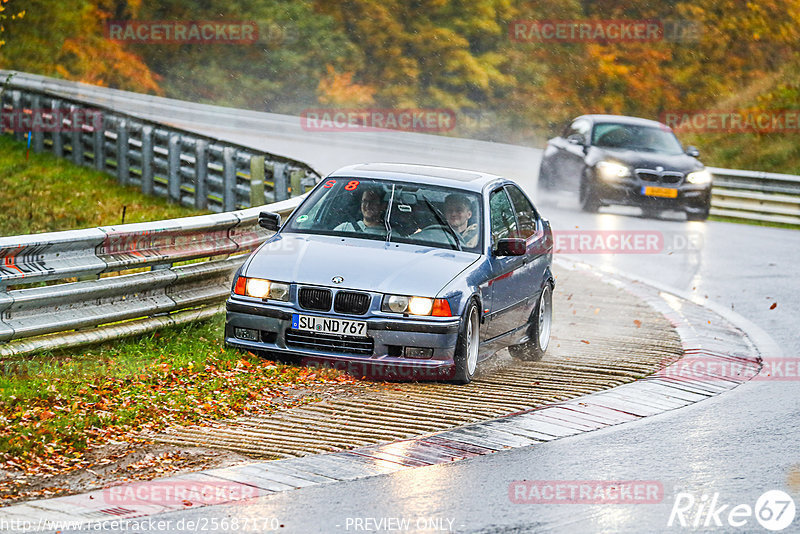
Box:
[574,114,670,130]
[327,163,504,193]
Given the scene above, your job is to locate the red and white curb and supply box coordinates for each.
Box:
[0,260,776,533]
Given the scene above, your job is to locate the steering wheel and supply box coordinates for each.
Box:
[417,224,460,243]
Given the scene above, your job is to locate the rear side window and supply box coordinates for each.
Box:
[505,185,539,239]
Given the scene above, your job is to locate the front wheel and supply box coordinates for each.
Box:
[452,300,480,384]
[579,176,601,213]
[686,204,710,221]
[509,284,553,361]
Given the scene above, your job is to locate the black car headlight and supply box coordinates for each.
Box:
[686,170,712,185]
[596,161,631,181]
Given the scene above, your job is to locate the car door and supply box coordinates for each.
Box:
[504,184,549,324]
[483,187,527,340]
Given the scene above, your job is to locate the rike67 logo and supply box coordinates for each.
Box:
[669,490,796,531]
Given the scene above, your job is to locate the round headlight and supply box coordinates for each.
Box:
[386,295,409,313]
[245,278,271,299]
[269,282,290,301]
[408,297,434,316]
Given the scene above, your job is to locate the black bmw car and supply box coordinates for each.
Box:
[538,114,712,220]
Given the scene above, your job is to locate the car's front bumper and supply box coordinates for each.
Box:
[224,299,461,380]
[594,179,711,211]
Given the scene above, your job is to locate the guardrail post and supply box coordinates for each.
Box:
[274,162,288,201]
[141,125,154,196]
[194,139,208,210]
[168,133,181,203]
[51,98,63,157]
[223,146,236,211]
[31,94,44,153]
[71,106,82,166]
[117,119,129,185]
[249,156,266,207]
[93,110,104,171]
[290,169,303,198]
[11,90,23,142]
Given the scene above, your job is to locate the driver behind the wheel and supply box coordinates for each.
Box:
[444,193,479,248]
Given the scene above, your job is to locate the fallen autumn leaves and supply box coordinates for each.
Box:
[0,316,358,504]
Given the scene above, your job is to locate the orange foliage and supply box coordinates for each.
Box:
[317,65,376,107]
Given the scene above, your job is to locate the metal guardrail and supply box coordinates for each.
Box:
[0,80,321,211]
[708,167,800,225]
[0,197,302,356]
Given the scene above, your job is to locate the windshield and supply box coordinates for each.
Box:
[591,123,685,155]
[284,178,482,252]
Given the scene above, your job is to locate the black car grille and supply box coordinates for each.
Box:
[636,169,684,185]
[285,329,374,356]
[298,287,332,311]
[334,291,371,315]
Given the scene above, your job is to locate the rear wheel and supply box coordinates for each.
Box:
[509,284,553,361]
[453,300,480,384]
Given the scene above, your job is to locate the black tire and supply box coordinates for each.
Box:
[579,175,601,213]
[641,206,661,219]
[509,284,553,362]
[686,204,710,221]
[537,161,555,192]
[452,300,480,384]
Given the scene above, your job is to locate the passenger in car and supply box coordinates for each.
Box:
[444,193,479,247]
[334,187,388,234]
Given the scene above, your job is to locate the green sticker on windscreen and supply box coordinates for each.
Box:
[297,215,309,222]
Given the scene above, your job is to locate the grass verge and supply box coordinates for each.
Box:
[709,214,800,231]
[0,314,357,502]
[0,135,203,237]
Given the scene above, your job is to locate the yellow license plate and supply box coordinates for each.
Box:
[642,186,678,198]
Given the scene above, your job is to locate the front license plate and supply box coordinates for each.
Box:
[292,314,368,337]
[641,186,678,198]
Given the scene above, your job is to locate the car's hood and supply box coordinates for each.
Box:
[589,147,703,173]
[243,233,480,297]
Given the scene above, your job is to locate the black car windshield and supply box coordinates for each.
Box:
[592,123,685,155]
[283,178,482,253]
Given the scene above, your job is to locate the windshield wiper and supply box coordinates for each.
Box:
[420,196,462,251]
[385,184,395,245]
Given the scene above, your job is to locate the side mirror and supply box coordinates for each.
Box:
[494,238,526,257]
[566,134,586,146]
[686,145,700,158]
[258,211,281,231]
